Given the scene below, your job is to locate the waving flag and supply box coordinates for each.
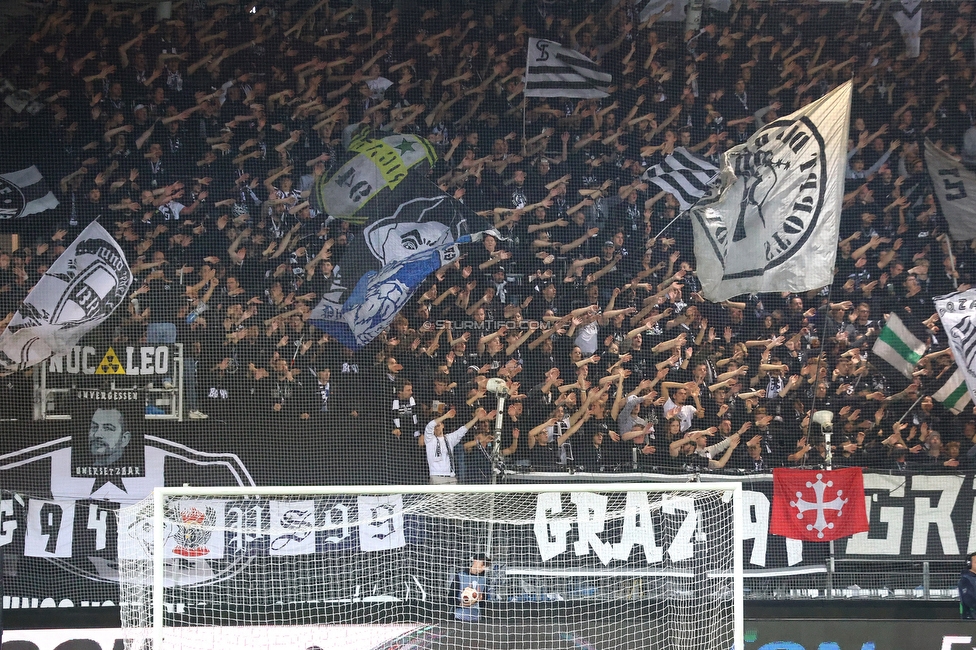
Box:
[872,310,929,379]
[310,175,491,349]
[0,166,59,220]
[933,368,972,415]
[771,468,869,542]
[925,140,976,241]
[0,221,132,372]
[525,39,611,99]
[641,148,718,210]
[935,289,976,410]
[310,131,437,224]
[691,80,851,301]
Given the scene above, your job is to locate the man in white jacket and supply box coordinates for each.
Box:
[424,407,490,484]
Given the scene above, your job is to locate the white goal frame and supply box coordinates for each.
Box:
[150,482,744,649]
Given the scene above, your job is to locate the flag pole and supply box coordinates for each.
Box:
[653,210,687,239]
[940,234,959,290]
[895,394,925,424]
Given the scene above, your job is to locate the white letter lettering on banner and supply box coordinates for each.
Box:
[25,499,75,558]
[614,491,663,563]
[662,496,697,562]
[845,474,905,555]
[571,492,614,565]
[357,495,405,553]
[535,492,570,562]
[0,498,17,545]
[742,490,770,567]
[911,475,961,556]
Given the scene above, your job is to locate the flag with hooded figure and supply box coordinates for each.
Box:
[309,175,492,349]
[690,80,851,302]
[925,139,976,241]
[771,467,869,542]
[525,39,611,99]
[0,166,59,220]
[309,130,437,224]
[0,221,132,372]
[872,310,929,379]
[934,289,976,410]
[641,147,718,210]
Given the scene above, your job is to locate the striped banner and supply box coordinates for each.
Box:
[525,39,611,99]
[641,148,718,210]
[872,312,928,378]
[933,368,972,415]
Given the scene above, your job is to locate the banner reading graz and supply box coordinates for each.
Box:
[2,467,975,611]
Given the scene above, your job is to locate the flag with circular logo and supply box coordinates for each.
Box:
[691,80,852,301]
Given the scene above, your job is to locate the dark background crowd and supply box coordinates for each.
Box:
[2,0,976,484]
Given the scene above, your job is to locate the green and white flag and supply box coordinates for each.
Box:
[933,368,973,414]
[872,312,928,378]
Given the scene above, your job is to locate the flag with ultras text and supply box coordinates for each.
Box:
[771,467,869,542]
[691,80,852,301]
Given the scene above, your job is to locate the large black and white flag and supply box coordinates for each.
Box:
[0,166,59,219]
[935,289,976,408]
[525,39,611,99]
[0,222,132,372]
[641,148,718,210]
[690,80,851,302]
[925,139,976,241]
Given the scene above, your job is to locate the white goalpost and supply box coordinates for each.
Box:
[117,482,744,650]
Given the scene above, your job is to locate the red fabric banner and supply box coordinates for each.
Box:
[771,467,869,542]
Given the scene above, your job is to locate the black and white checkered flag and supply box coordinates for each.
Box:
[641,148,719,210]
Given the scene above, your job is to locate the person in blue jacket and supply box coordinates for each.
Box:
[960,552,976,619]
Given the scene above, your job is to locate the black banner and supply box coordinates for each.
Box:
[1,410,974,613]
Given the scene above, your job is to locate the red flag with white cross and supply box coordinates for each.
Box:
[771,467,869,542]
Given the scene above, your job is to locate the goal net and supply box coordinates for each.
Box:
[117,483,743,650]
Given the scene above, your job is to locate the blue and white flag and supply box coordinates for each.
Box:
[310,175,491,349]
[0,221,132,372]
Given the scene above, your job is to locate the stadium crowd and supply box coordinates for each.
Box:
[2,0,976,483]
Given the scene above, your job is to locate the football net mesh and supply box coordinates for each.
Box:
[118,484,740,650]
